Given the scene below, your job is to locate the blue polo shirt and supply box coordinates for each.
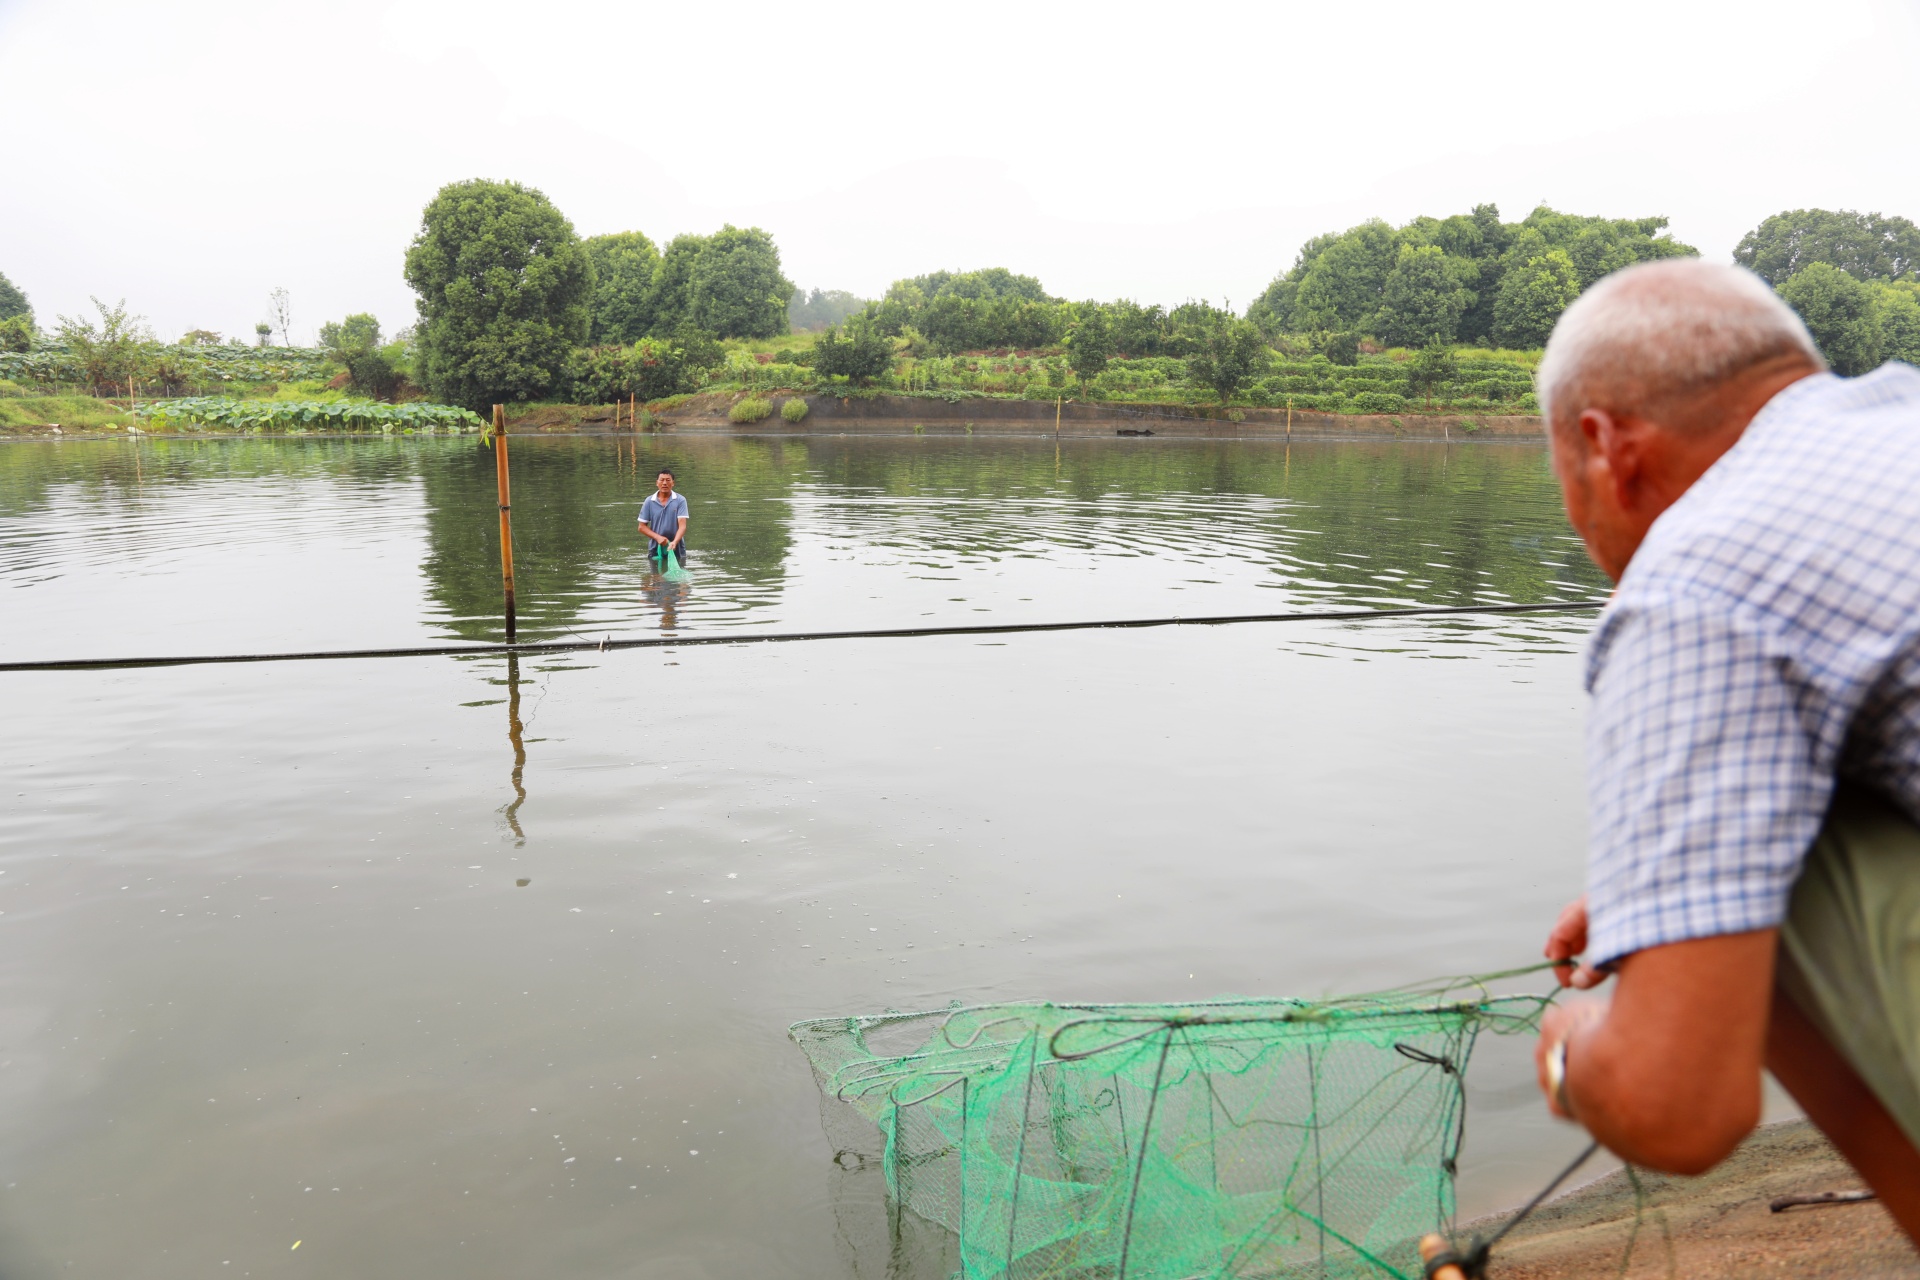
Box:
[640,492,688,541]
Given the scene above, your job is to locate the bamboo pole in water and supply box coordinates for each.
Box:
[493,404,517,641]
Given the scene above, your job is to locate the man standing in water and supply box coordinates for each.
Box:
[1530,259,1920,1240]
[639,468,688,566]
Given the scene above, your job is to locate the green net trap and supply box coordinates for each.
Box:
[791,985,1549,1280]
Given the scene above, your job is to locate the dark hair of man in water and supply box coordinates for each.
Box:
[658,469,673,479]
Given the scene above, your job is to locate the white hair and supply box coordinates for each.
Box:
[1536,259,1823,434]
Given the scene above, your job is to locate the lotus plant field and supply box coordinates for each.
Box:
[136,397,482,433]
[0,343,335,390]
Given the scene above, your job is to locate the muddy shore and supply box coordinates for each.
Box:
[575,391,1544,441]
[1471,1121,1915,1278]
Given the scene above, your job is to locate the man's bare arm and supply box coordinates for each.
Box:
[1537,919,1776,1174]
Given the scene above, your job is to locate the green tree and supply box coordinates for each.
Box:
[403,178,594,410]
[668,322,724,376]
[55,297,155,394]
[1406,340,1459,407]
[1321,332,1360,365]
[1184,318,1271,404]
[1511,207,1695,290]
[319,313,382,357]
[318,315,397,396]
[688,225,793,339]
[1874,283,1920,366]
[1065,308,1115,393]
[1290,220,1399,332]
[1104,299,1172,356]
[1735,208,1920,286]
[812,314,893,384]
[0,316,32,352]
[0,270,30,323]
[1491,250,1580,349]
[583,231,660,344]
[1376,245,1479,347]
[642,234,705,336]
[1778,262,1882,375]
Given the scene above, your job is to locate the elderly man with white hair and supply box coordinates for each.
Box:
[1531,258,1920,1239]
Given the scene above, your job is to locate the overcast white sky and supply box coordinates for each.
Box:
[4,0,1918,342]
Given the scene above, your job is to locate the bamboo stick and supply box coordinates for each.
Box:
[494,404,516,641]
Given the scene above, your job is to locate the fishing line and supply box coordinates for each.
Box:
[0,600,1606,674]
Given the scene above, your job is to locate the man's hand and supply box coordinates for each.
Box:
[1535,1001,1605,1119]
[1533,930,1776,1174]
[1545,896,1608,990]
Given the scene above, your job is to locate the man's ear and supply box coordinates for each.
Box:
[1580,407,1647,507]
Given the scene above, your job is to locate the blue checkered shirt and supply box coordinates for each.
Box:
[1584,364,1920,967]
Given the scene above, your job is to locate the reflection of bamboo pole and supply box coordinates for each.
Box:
[494,404,517,641]
[503,652,527,843]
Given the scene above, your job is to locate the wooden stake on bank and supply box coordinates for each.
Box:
[493,404,517,641]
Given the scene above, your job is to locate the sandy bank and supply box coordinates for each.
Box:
[1471,1121,1914,1278]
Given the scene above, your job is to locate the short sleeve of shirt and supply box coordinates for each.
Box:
[1583,594,1831,967]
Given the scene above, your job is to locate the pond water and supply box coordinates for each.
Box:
[1,434,1612,1279]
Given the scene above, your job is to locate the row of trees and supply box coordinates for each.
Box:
[1248,204,1697,349]
[582,224,793,345]
[402,180,797,409]
[1737,209,1920,376]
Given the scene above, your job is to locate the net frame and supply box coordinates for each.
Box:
[793,986,1549,1280]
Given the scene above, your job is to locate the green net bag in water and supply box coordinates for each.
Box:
[792,985,1548,1280]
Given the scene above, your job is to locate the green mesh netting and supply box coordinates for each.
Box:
[792,984,1548,1280]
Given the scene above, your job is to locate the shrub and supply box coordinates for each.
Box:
[1351,391,1407,413]
[780,396,808,423]
[345,350,401,399]
[729,396,773,424]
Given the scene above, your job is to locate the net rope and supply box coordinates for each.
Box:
[0,600,1604,674]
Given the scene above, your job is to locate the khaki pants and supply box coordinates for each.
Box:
[1778,782,1920,1149]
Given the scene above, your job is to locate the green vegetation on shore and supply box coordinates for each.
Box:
[7,197,1919,435]
[1738,209,1920,375]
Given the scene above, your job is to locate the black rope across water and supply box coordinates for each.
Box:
[0,599,1606,674]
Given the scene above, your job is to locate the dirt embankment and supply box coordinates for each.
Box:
[1472,1121,1916,1279]
[1,393,1542,442]
[516,392,1544,441]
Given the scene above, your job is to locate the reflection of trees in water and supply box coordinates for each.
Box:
[417,436,804,641]
[795,437,1605,606]
[0,434,1607,635]
[0,436,421,521]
